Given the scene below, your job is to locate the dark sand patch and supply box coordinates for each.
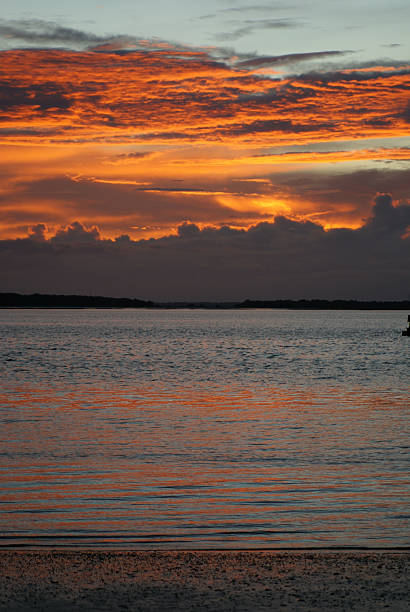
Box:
[0,550,409,611]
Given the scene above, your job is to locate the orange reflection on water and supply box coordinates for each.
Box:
[1,384,409,548]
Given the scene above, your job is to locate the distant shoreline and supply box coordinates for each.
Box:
[1,292,410,310]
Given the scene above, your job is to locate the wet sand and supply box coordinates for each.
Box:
[0,550,409,611]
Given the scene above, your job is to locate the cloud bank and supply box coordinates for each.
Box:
[1,195,409,301]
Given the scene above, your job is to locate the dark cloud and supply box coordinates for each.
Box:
[221,4,295,14]
[217,118,335,136]
[366,193,410,235]
[51,221,100,244]
[0,127,68,137]
[297,65,410,84]
[0,84,71,112]
[115,151,155,161]
[0,19,199,54]
[269,167,410,222]
[1,195,409,301]
[27,223,47,241]
[364,116,394,127]
[0,19,106,45]
[0,19,134,50]
[200,4,296,19]
[214,18,300,41]
[177,222,202,238]
[236,50,353,69]
[400,100,410,123]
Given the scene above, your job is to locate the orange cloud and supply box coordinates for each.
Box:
[1,47,410,239]
[1,49,409,146]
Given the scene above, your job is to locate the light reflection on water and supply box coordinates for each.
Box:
[0,309,409,548]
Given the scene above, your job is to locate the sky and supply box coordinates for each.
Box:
[1,1,409,300]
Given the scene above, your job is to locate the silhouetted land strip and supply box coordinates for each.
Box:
[1,292,410,310]
[0,293,155,309]
[236,298,410,310]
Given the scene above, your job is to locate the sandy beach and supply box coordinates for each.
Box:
[0,550,408,611]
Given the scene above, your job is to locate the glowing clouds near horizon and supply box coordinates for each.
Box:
[1,194,409,301]
[0,44,409,244]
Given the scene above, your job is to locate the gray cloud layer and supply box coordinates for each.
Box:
[0,19,174,52]
[0,19,120,48]
[0,17,301,48]
[2,195,409,301]
[236,50,353,69]
[200,4,295,19]
[213,18,300,41]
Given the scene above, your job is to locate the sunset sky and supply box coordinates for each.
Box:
[1,1,409,300]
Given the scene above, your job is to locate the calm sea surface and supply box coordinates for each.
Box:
[0,309,409,549]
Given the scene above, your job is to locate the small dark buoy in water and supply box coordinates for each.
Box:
[402,315,410,336]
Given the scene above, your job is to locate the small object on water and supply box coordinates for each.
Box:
[402,314,410,336]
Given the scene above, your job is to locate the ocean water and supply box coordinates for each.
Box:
[0,309,409,549]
